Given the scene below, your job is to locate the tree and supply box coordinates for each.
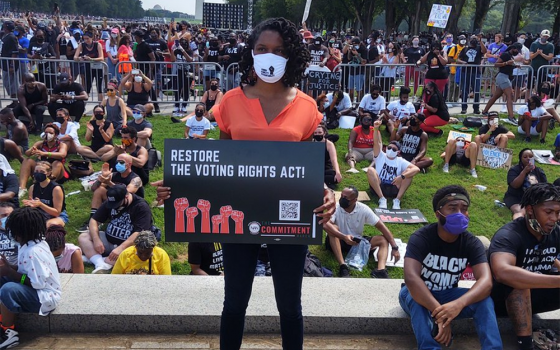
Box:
[501,0,523,35]
[473,0,492,31]
[340,0,383,38]
[444,0,467,34]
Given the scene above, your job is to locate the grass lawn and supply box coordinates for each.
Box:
[12,114,559,277]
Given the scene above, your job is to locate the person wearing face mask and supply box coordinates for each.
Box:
[400,185,502,350]
[121,69,154,118]
[484,33,508,102]
[117,34,133,79]
[220,33,243,89]
[446,34,467,105]
[457,35,487,114]
[53,107,81,155]
[169,33,194,116]
[0,155,18,209]
[45,224,84,274]
[537,81,560,128]
[27,29,56,90]
[358,84,385,120]
[326,36,342,71]
[101,82,127,133]
[77,105,115,161]
[377,41,402,101]
[503,148,548,220]
[307,35,330,68]
[489,183,560,350]
[73,31,105,102]
[512,33,531,103]
[19,124,68,199]
[203,34,222,91]
[420,81,450,135]
[0,202,19,267]
[15,25,30,76]
[313,124,341,187]
[185,103,211,139]
[105,28,121,79]
[199,78,223,120]
[475,111,515,149]
[48,72,88,123]
[344,37,367,103]
[517,95,552,143]
[345,115,374,174]
[323,186,400,278]
[23,161,67,228]
[366,120,420,210]
[126,105,153,148]
[78,184,153,274]
[441,134,479,178]
[417,42,448,95]
[383,87,416,136]
[403,36,426,95]
[1,21,20,108]
[529,30,554,95]
[145,28,168,114]
[132,29,155,80]
[392,113,433,171]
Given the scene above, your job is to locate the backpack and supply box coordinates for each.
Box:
[463,117,483,128]
[303,250,332,277]
[66,159,94,179]
[146,147,162,171]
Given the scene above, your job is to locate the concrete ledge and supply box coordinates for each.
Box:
[20,274,560,334]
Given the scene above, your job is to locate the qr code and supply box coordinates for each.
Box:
[279,200,300,221]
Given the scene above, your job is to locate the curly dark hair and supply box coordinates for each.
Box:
[520,183,560,209]
[6,207,46,244]
[239,17,310,87]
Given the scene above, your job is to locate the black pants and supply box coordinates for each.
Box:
[174,69,190,107]
[48,100,86,122]
[13,104,47,130]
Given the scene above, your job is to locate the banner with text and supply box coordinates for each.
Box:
[476,144,513,170]
[307,70,341,92]
[427,4,452,28]
[164,140,325,245]
[374,208,428,224]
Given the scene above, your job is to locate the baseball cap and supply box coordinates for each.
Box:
[541,30,550,37]
[100,31,110,40]
[303,31,313,39]
[488,111,499,118]
[111,27,119,34]
[133,29,145,37]
[133,104,146,113]
[351,37,361,44]
[106,184,128,209]
[58,72,70,83]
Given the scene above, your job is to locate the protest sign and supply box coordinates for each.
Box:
[302,0,312,23]
[532,150,560,166]
[164,140,324,245]
[476,144,513,170]
[447,130,472,143]
[374,209,428,224]
[427,4,452,28]
[373,238,407,268]
[307,69,341,92]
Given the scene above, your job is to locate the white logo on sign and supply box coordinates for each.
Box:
[248,221,261,235]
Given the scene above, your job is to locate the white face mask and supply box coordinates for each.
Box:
[354,45,359,50]
[518,38,525,45]
[377,39,381,43]
[412,40,419,46]
[456,140,465,148]
[134,76,142,83]
[252,51,288,84]
[46,133,55,141]
[111,33,117,39]
[386,149,398,159]
[387,48,393,53]
[460,40,466,45]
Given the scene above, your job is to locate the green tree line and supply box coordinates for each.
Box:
[8,0,144,19]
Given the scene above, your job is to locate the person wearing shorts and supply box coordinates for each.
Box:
[516,95,553,143]
[345,116,374,173]
[441,136,479,178]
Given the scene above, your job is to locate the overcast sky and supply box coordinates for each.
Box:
[141,0,196,14]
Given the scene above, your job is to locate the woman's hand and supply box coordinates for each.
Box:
[151,180,171,205]
[335,172,342,183]
[314,188,336,224]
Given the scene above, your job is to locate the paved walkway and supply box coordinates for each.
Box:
[20,333,519,349]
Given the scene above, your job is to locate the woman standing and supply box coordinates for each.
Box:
[105,28,121,80]
[74,31,105,102]
[212,18,335,350]
[417,42,448,94]
[378,42,401,100]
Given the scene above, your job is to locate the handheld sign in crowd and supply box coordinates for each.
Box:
[447,130,472,143]
[427,4,452,29]
[476,144,513,170]
[307,69,341,92]
[374,208,428,224]
[164,140,325,245]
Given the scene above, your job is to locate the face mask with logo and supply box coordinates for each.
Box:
[115,162,126,173]
[439,211,469,234]
[313,134,324,142]
[460,39,466,45]
[132,112,142,120]
[386,149,398,158]
[252,51,288,84]
[94,113,104,120]
[34,172,47,182]
[339,197,351,209]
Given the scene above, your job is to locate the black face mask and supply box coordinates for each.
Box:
[228,39,236,45]
[33,172,47,182]
[94,113,104,120]
[339,197,351,209]
[210,85,218,91]
[361,122,371,130]
[195,110,204,118]
[409,118,418,126]
[37,38,44,44]
[313,134,324,142]
[470,40,478,47]
[56,117,65,124]
[541,88,550,95]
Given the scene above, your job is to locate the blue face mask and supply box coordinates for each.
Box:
[0,217,7,230]
[439,212,469,235]
[132,112,142,120]
[14,31,19,36]
[115,162,126,173]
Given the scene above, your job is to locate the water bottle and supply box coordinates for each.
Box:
[474,185,487,191]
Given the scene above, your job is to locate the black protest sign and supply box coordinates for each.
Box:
[164,140,325,245]
[374,208,428,224]
[307,70,341,91]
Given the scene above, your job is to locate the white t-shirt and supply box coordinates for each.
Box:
[374,151,411,184]
[513,46,530,76]
[54,121,81,146]
[386,100,416,120]
[325,92,352,111]
[331,201,379,238]
[517,105,547,118]
[185,117,211,138]
[359,94,386,114]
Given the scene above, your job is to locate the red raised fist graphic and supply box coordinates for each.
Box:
[220,205,233,234]
[212,215,223,234]
[186,207,199,233]
[174,197,189,233]
[197,199,211,233]
[231,210,245,234]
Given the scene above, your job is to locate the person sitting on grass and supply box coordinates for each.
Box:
[323,186,400,278]
[358,84,386,129]
[112,230,171,275]
[391,113,433,172]
[345,115,374,174]
[0,202,18,267]
[441,135,479,178]
[538,81,560,129]
[0,207,61,349]
[517,95,552,144]
[45,224,84,273]
[0,155,19,208]
[419,81,449,136]
[126,105,153,148]
[399,185,502,350]
[314,124,342,188]
[383,87,416,137]
[23,161,68,228]
[367,119,420,210]
[52,107,80,155]
[188,242,224,276]
[474,111,515,149]
[185,103,212,139]
[0,108,28,160]
[77,105,115,161]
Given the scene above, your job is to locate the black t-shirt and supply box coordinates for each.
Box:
[0,173,19,207]
[32,180,65,219]
[405,223,487,291]
[188,242,224,275]
[425,52,448,79]
[459,46,483,65]
[489,218,560,279]
[498,51,514,77]
[367,46,379,63]
[1,32,19,71]
[27,40,55,60]
[134,41,153,62]
[505,164,548,199]
[111,171,144,198]
[52,82,84,105]
[426,93,449,121]
[220,43,242,68]
[92,194,152,245]
[308,44,327,65]
[478,124,510,146]
[554,178,560,187]
[400,127,424,161]
[403,46,425,64]
[145,38,167,62]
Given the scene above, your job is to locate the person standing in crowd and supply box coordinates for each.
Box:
[73,31,105,102]
[489,183,559,350]
[403,36,425,96]
[377,41,401,101]
[484,33,508,102]
[145,28,168,114]
[220,33,243,89]
[105,28,121,80]
[529,30,554,94]
[512,33,531,104]
[48,73,88,123]
[392,113,433,172]
[203,35,222,91]
[417,42,448,94]
[400,185,502,350]
[112,230,170,275]
[475,111,515,149]
[170,33,194,117]
[15,25,30,76]
[117,34,133,81]
[447,34,467,106]
[420,82,449,135]
[13,73,48,135]
[1,21,20,108]
[27,29,56,90]
[344,37,367,104]
[132,29,155,78]
[45,225,84,274]
[457,35,487,115]
[211,17,334,350]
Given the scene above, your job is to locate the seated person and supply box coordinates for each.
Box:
[0,207,61,349]
[101,82,127,134]
[323,186,400,278]
[0,108,28,161]
[475,111,515,148]
[78,184,152,274]
[127,105,153,148]
[391,113,433,171]
[100,126,149,187]
[0,154,19,208]
[13,73,48,134]
[441,135,478,178]
[45,224,84,273]
[313,124,341,188]
[489,183,560,350]
[399,185,501,350]
[319,90,353,128]
[121,70,154,117]
[517,95,552,143]
[358,84,385,122]
[367,120,420,210]
[0,137,23,163]
[199,78,223,121]
[504,148,547,220]
[19,123,68,198]
[185,103,211,139]
[23,161,67,227]
[0,202,18,266]
[53,107,80,154]
[419,81,449,136]
[47,73,88,123]
[345,115,374,173]
[538,81,560,127]
[188,242,224,275]
[77,105,115,161]
[383,87,416,137]
[555,133,560,161]
[112,230,171,275]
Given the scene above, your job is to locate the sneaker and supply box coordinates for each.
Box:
[524,136,531,143]
[473,110,481,115]
[460,110,467,114]
[76,222,89,233]
[442,163,449,173]
[540,138,546,144]
[346,168,360,174]
[370,268,389,279]
[0,328,19,349]
[470,168,478,178]
[181,106,188,113]
[378,197,388,209]
[338,264,350,277]
[171,117,181,124]
[500,105,507,113]
[153,103,160,114]
[18,188,27,199]
[481,111,489,117]
[392,198,401,210]
[507,115,517,124]
[92,262,113,274]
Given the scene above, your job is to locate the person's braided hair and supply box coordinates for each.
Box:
[6,207,46,244]
[520,183,560,209]
[45,224,66,251]
[134,230,157,250]
[239,17,310,87]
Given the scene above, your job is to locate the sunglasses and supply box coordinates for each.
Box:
[107,89,114,92]
[116,160,126,165]
[387,146,398,151]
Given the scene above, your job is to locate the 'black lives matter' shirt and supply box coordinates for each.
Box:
[52,82,84,105]
[188,242,224,275]
[405,223,487,291]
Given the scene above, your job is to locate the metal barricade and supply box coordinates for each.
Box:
[536,65,560,98]
[224,63,240,92]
